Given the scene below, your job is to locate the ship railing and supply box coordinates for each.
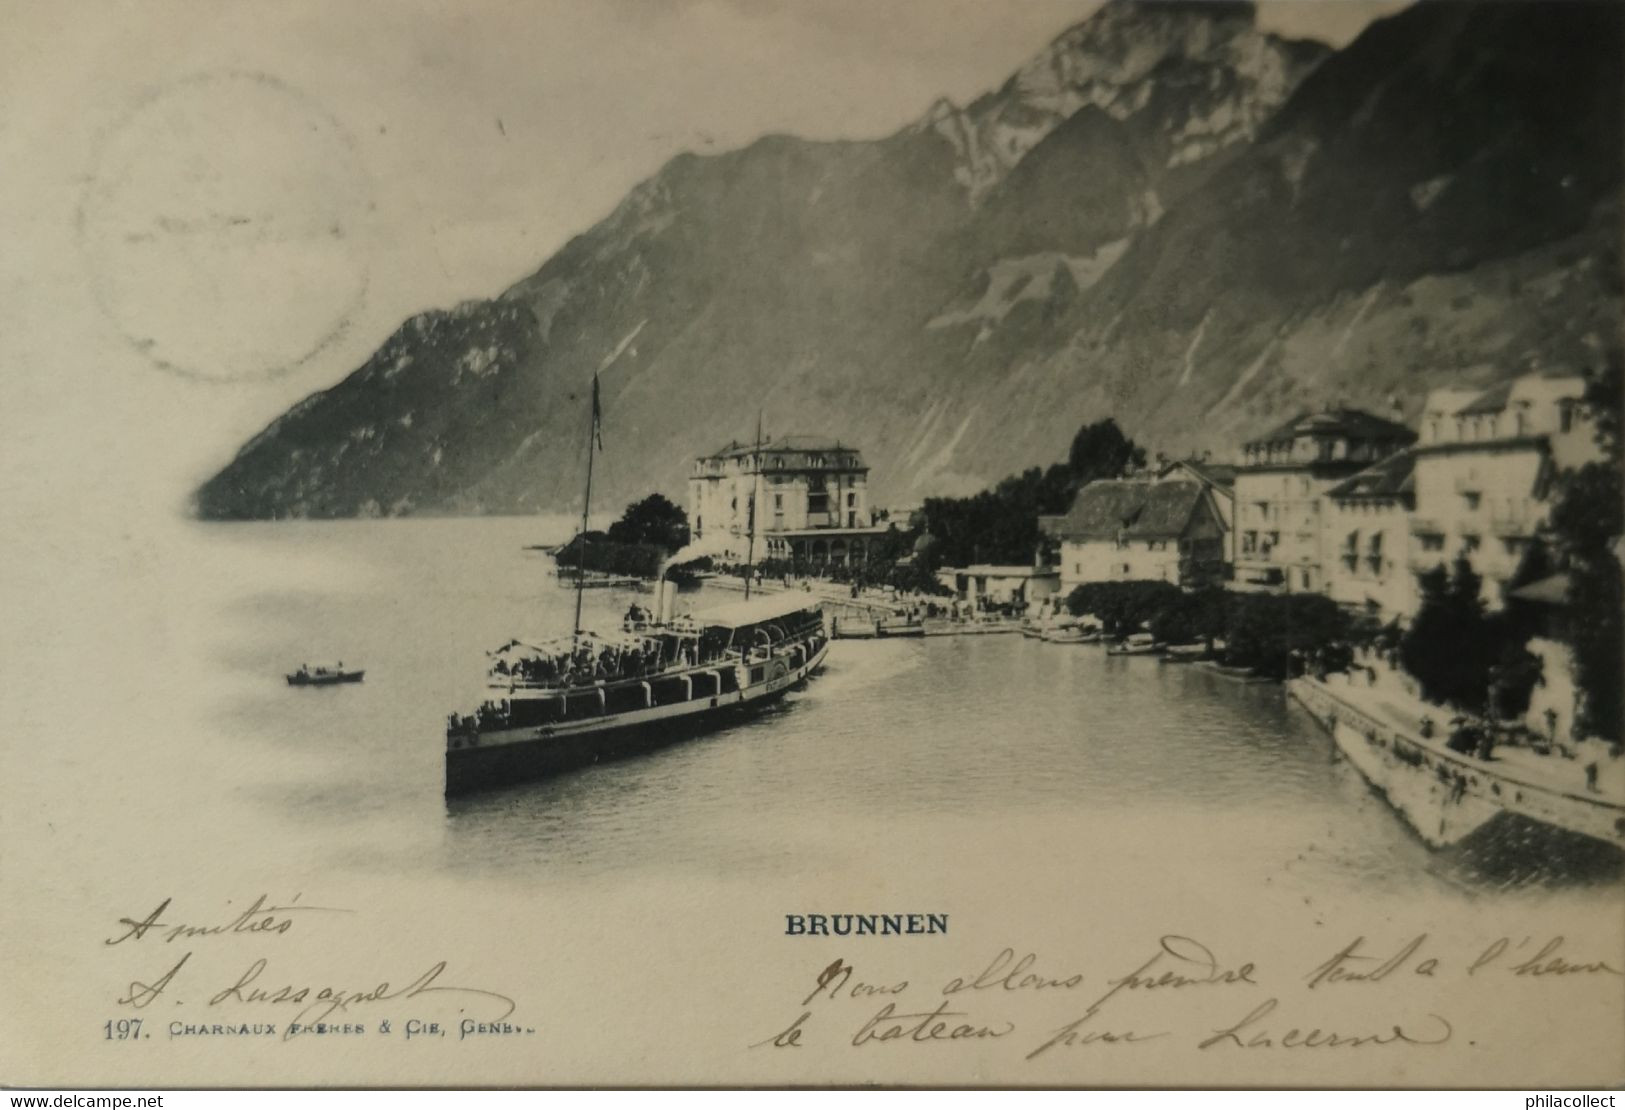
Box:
[1294,678,1619,812]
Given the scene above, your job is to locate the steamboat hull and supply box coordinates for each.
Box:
[1289,677,1625,849]
[446,638,827,796]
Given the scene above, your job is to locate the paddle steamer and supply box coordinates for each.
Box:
[445,592,827,794]
[443,374,828,795]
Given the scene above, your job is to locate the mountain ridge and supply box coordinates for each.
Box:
[195,0,1622,521]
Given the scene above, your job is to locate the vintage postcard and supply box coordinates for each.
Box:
[2,0,1621,1090]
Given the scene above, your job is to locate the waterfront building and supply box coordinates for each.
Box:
[1042,479,1227,591]
[1321,449,1419,623]
[1409,373,1592,608]
[688,435,889,566]
[1155,456,1237,536]
[935,564,1061,608]
[1233,408,1416,594]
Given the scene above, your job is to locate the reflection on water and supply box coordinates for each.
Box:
[169,519,1621,893]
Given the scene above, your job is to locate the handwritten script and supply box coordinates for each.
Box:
[104,894,520,1042]
[753,934,1620,1062]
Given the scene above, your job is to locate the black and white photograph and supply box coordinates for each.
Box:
[2,0,1621,1092]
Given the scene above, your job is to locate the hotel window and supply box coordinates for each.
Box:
[1462,534,1482,553]
[846,491,855,508]
[807,474,829,514]
[1560,403,1575,433]
[773,493,783,512]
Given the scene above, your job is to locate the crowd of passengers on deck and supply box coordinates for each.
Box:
[492,639,678,686]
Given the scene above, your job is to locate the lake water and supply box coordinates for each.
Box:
[10,513,1624,1089]
[23,514,1611,897]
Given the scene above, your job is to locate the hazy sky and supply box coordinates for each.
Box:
[1,0,1410,519]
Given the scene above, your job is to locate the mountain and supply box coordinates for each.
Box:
[196,0,1622,521]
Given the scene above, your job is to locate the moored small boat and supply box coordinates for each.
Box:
[286,663,364,686]
[1107,632,1161,656]
[1042,624,1101,644]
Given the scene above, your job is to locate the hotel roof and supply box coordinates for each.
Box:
[1044,479,1208,542]
[1248,408,1415,448]
[702,435,859,460]
[1159,457,1238,490]
[1325,448,1417,500]
[1455,380,1517,416]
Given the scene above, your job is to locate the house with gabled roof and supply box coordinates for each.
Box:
[1156,455,1237,535]
[1040,479,1227,590]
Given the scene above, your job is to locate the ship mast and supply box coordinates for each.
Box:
[573,373,603,639]
[743,411,763,600]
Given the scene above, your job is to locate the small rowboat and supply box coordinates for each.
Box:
[286,663,365,687]
[1107,633,1162,656]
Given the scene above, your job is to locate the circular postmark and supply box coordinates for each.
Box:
[77,70,372,383]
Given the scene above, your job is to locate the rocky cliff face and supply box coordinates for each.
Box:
[196,0,1622,520]
[923,0,1323,203]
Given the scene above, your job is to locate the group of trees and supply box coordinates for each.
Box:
[554,535,669,579]
[1399,560,1542,720]
[603,493,690,551]
[1063,581,1352,680]
[1544,363,1623,740]
[1065,580,1183,638]
[1393,357,1621,737]
[917,419,1145,570]
[557,493,691,579]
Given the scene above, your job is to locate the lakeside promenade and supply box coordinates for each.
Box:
[1291,665,1625,849]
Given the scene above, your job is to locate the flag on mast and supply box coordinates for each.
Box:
[591,372,604,451]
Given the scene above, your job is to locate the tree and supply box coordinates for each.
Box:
[1226,593,1351,679]
[1067,419,1147,486]
[1399,558,1540,716]
[916,420,1145,570]
[1544,355,1624,740]
[606,493,690,552]
[1149,588,1228,646]
[1065,580,1182,638]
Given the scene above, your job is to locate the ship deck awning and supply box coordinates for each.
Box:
[690,593,823,629]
